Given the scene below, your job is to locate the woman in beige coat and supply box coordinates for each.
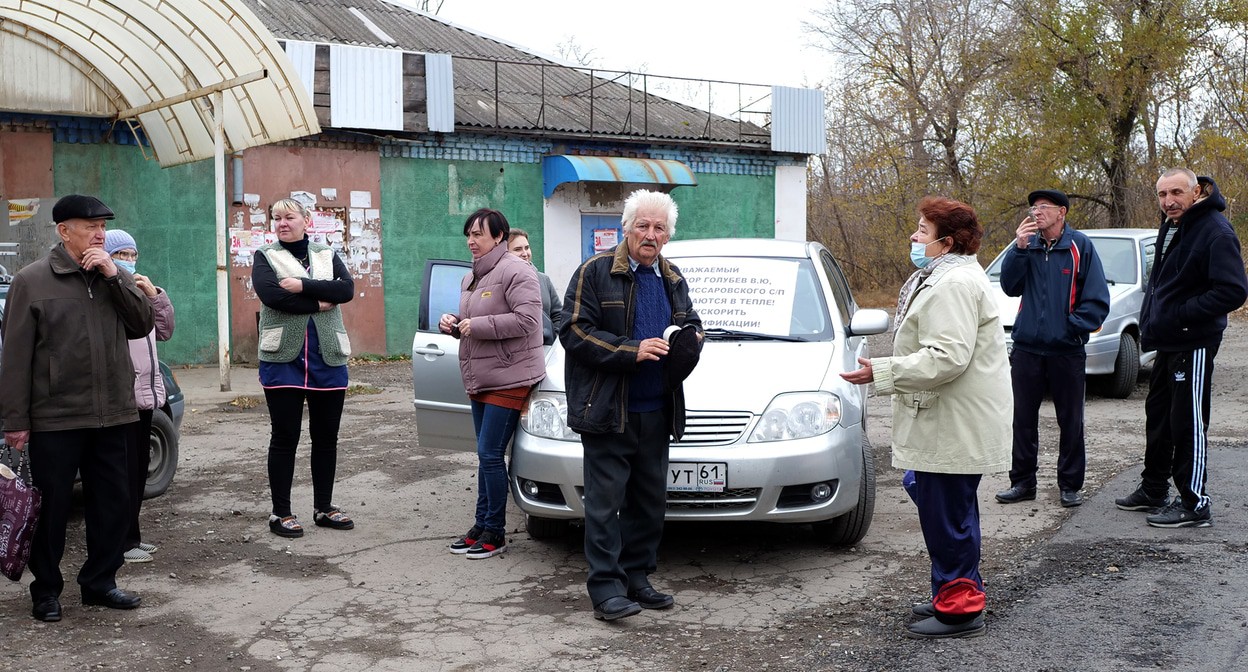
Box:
[842,196,1011,639]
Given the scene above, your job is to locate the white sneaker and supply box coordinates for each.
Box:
[123,548,153,563]
[137,542,158,554]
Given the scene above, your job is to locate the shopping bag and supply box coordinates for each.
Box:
[0,445,41,581]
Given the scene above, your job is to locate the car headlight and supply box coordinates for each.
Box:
[521,390,579,441]
[749,392,842,442]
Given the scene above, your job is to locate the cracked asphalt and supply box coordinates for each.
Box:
[3,318,1247,671]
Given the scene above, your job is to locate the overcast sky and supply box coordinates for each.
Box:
[409,0,837,89]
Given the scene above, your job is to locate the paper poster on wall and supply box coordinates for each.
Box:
[290,191,316,208]
[243,193,261,207]
[8,199,39,225]
[309,209,341,234]
[680,257,800,335]
[593,228,618,253]
[321,188,337,201]
[230,229,273,260]
[350,190,372,208]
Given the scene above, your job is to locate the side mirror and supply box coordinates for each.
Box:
[847,308,890,337]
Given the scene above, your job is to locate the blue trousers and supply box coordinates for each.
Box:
[911,471,984,599]
[471,400,521,536]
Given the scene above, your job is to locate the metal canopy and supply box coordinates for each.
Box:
[542,156,697,198]
[0,0,319,166]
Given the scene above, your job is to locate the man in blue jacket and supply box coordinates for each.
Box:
[1116,169,1248,527]
[995,189,1110,508]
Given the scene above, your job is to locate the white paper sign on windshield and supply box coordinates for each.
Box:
[678,257,800,334]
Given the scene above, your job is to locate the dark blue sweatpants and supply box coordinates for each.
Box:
[911,471,984,599]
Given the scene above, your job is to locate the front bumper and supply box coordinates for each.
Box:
[510,423,866,524]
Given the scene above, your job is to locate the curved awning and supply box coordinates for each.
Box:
[542,155,697,198]
[0,0,319,167]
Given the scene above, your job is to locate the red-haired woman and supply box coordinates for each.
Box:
[842,196,1011,639]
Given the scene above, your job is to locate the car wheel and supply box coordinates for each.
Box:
[814,433,876,547]
[1105,332,1141,399]
[144,408,179,499]
[524,514,570,540]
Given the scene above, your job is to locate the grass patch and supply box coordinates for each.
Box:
[229,395,264,409]
[350,353,412,364]
[346,384,383,396]
[855,287,899,309]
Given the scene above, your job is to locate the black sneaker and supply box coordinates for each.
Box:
[465,530,507,559]
[1115,486,1169,512]
[449,526,483,555]
[1146,500,1212,528]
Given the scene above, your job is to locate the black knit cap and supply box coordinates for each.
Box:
[52,194,115,223]
[1027,189,1070,209]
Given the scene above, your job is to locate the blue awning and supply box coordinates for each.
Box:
[542,156,697,198]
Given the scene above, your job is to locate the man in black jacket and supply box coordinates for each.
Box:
[1115,170,1248,527]
[560,189,702,621]
[0,194,155,621]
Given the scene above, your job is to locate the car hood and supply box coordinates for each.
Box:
[991,282,1134,328]
[540,340,837,412]
[683,341,835,411]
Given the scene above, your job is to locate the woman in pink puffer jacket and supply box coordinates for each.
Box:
[438,208,545,560]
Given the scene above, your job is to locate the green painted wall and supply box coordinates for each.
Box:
[54,143,217,364]
[673,173,776,241]
[381,158,544,354]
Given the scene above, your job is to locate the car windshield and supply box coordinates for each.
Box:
[671,256,831,341]
[1090,237,1138,285]
[984,236,1139,286]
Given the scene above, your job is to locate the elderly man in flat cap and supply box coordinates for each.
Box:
[995,189,1109,509]
[0,194,154,622]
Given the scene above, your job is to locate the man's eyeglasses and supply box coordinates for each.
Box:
[1030,204,1061,213]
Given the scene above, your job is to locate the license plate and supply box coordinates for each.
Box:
[667,462,727,492]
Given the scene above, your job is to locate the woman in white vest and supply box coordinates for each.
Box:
[252,198,355,539]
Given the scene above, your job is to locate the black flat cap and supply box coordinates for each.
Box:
[52,194,115,223]
[1027,189,1070,209]
[662,324,702,391]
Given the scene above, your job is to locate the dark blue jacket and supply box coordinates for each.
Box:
[1000,225,1110,356]
[559,243,701,438]
[1140,176,1248,352]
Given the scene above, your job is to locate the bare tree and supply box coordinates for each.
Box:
[554,36,600,68]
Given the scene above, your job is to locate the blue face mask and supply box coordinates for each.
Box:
[909,241,934,269]
[115,259,136,274]
[909,237,947,268]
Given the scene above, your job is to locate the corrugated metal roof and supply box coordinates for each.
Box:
[240,0,771,147]
[1,0,320,167]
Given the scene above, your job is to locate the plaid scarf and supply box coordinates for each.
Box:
[894,253,977,328]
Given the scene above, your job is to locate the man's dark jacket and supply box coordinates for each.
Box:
[1140,176,1248,352]
[560,242,701,439]
[0,243,155,432]
[1000,225,1110,355]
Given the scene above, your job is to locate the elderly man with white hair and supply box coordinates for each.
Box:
[559,189,703,621]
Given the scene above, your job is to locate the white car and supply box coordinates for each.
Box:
[984,228,1158,398]
[412,238,890,545]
